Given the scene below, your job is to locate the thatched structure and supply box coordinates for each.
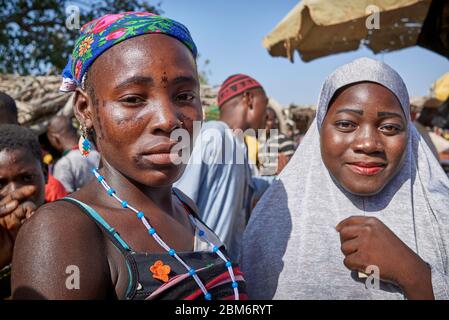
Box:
[287,105,316,134]
[0,74,73,134]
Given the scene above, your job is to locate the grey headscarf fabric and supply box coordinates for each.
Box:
[240,57,449,300]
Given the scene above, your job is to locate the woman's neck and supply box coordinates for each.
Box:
[98,161,176,216]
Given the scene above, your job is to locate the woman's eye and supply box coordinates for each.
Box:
[379,124,402,134]
[176,93,195,102]
[119,96,145,105]
[335,121,357,131]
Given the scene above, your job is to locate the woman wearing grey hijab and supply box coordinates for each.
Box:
[241,58,449,300]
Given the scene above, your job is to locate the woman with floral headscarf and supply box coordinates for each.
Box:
[12,12,246,300]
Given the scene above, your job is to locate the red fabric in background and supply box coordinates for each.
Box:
[45,173,68,202]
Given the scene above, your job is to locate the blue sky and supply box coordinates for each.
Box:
[161,0,449,106]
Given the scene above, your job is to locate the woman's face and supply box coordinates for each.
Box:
[0,148,45,206]
[320,82,408,196]
[76,34,202,187]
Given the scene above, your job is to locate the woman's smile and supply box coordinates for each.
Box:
[346,161,387,176]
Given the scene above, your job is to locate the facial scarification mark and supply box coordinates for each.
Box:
[95,100,105,139]
[161,72,168,88]
[135,115,145,124]
[115,115,145,126]
[179,113,194,124]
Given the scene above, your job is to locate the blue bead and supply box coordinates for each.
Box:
[213,246,219,252]
[169,249,176,256]
[91,168,97,174]
[107,188,115,196]
[204,293,212,300]
[232,281,238,288]
[225,261,232,268]
[188,268,196,276]
[82,139,91,148]
[148,228,156,235]
[121,201,128,208]
[198,230,205,237]
[137,211,144,219]
[97,175,104,182]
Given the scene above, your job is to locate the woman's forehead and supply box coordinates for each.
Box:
[89,34,197,84]
[329,82,404,113]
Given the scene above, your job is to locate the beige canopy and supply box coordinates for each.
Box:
[432,72,449,102]
[263,0,432,62]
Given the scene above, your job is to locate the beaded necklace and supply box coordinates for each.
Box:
[91,168,239,300]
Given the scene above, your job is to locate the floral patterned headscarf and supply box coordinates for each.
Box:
[60,12,197,92]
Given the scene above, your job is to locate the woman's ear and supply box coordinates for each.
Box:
[73,88,94,129]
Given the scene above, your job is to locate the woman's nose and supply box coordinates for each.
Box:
[352,126,383,154]
[150,99,183,134]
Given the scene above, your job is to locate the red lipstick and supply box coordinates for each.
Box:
[346,162,386,176]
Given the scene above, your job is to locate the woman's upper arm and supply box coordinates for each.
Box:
[11,202,110,299]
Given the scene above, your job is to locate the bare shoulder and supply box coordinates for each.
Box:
[16,199,103,248]
[12,200,110,299]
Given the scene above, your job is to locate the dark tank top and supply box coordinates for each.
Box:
[61,189,247,300]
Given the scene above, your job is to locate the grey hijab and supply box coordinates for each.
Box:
[240,57,449,300]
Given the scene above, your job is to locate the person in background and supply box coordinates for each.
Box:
[0,93,67,202]
[175,74,273,260]
[258,107,295,176]
[42,151,68,203]
[47,115,100,193]
[0,124,46,299]
[414,100,440,159]
[0,92,19,125]
[286,119,302,147]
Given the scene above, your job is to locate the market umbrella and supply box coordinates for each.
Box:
[264,0,448,62]
[432,71,449,102]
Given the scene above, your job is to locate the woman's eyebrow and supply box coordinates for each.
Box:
[172,75,197,85]
[336,108,363,115]
[115,76,154,90]
[377,111,403,118]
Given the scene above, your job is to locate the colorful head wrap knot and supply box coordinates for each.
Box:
[217,74,263,108]
[60,12,197,92]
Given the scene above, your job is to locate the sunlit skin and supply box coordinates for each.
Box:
[322,82,434,299]
[12,34,203,299]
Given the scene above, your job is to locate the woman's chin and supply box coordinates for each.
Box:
[342,182,386,197]
[134,168,183,187]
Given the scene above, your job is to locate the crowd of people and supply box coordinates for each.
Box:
[1,12,448,300]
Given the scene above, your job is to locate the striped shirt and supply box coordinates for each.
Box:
[258,133,295,176]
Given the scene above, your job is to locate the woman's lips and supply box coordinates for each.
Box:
[138,141,181,166]
[346,162,386,176]
[141,152,179,165]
